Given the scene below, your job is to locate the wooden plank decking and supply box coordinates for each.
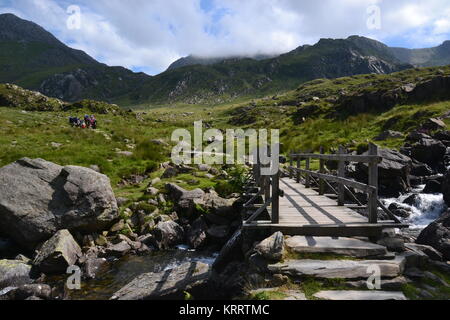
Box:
[243,177,408,237]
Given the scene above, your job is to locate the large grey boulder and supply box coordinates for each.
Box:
[254,232,284,262]
[314,290,407,300]
[351,148,412,197]
[285,236,387,258]
[268,257,406,280]
[32,229,82,274]
[410,139,447,168]
[151,221,184,250]
[186,217,208,249]
[0,158,119,249]
[110,262,210,300]
[417,210,450,261]
[165,183,205,216]
[441,172,450,207]
[0,260,32,290]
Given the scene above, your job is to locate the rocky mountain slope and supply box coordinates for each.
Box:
[2,13,450,106]
[0,13,150,103]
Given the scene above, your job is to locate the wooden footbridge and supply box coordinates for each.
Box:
[242,143,408,239]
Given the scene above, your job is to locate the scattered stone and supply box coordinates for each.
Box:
[104,241,132,258]
[150,177,161,186]
[423,180,442,194]
[111,262,210,300]
[422,118,446,131]
[0,260,32,289]
[83,258,108,279]
[4,284,52,300]
[417,210,450,260]
[346,276,411,291]
[268,257,405,280]
[254,232,285,262]
[313,290,407,300]
[283,291,308,300]
[377,236,405,253]
[441,172,450,206]
[286,236,387,258]
[152,221,184,250]
[403,194,419,206]
[116,151,133,157]
[375,130,404,141]
[89,165,101,173]
[186,217,208,249]
[14,255,30,264]
[33,230,82,274]
[50,142,62,148]
[404,243,443,262]
[198,164,211,172]
[146,187,159,196]
[110,220,125,233]
[161,167,178,179]
[411,139,447,167]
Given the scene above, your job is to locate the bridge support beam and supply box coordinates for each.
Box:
[368,143,379,224]
[338,146,346,206]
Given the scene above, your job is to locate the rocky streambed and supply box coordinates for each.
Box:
[0,157,241,301]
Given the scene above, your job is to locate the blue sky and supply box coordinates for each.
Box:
[1,0,450,75]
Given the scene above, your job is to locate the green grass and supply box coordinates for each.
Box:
[250,290,288,301]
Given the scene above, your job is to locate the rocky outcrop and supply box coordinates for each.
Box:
[268,257,406,280]
[2,284,53,300]
[110,262,211,300]
[32,230,82,274]
[351,148,412,197]
[0,158,119,249]
[314,290,407,300]
[410,138,446,168]
[254,232,284,262]
[416,211,450,260]
[0,260,32,289]
[441,172,450,207]
[285,236,387,258]
[151,221,184,250]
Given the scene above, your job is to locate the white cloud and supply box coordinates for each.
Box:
[1,0,450,74]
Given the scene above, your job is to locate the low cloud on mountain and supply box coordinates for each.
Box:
[1,0,450,75]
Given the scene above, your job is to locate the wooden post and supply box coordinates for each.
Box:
[368,143,379,224]
[271,143,280,224]
[272,167,280,224]
[265,145,271,202]
[255,145,261,187]
[289,153,294,179]
[319,146,325,195]
[305,157,311,188]
[296,150,301,183]
[338,146,346,206]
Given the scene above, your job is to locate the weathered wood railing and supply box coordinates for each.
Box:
[243,146,281,224]
[288,143,384,224]
[243,142,403,229]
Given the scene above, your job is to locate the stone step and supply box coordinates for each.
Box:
[313,290,407,300]
[286,236,388,258]
[268,256,406,280]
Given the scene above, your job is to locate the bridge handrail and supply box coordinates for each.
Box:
[288,143,381,224]
[290,167,376,194]
[290,153,382,164]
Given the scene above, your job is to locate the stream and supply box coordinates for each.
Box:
[382,185,447,230]
[47,246,218,300]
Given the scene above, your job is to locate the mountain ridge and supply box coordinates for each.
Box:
[1,13,450,106]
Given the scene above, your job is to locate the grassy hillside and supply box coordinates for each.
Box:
[1,64,450,207]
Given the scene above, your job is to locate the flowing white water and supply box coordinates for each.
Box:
[383,185,447,230]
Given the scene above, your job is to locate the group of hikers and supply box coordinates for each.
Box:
[69,115,97,129]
